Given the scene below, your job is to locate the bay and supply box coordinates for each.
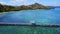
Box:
[0,8,60,25]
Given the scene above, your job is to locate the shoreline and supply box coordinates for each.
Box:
[0,9,53,14]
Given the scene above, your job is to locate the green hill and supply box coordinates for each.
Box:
[0,3,54,12]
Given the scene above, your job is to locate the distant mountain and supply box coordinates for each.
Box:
[53,6,60,8]
[48,6,60,8]
[0,3,54,12]
[28,3,54,9]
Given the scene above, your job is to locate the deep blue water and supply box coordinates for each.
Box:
[0,8,60,24]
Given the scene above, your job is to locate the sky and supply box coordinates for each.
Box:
[0,0,60,6]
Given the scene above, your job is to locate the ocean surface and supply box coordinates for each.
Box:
[0,8,60,25]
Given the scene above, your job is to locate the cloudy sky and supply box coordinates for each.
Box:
[0,0,60,6]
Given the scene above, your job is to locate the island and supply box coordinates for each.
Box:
[0,3,54,12]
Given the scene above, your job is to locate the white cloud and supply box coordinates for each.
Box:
[0,2,6,5]
[0,0,29,6]
[14,0,29,5]
[0,0,38,6]
[34,0,39,3]
[11,0,27,4]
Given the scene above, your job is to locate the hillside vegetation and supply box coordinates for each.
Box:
[0,3,54,12]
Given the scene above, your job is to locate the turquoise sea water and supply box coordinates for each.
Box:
[0,8,60,34]
[0,8,60,24]
[0,26,60,34]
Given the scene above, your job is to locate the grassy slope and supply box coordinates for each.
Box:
[0,26,60,34]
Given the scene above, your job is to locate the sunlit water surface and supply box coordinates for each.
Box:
[0,8,60,25]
